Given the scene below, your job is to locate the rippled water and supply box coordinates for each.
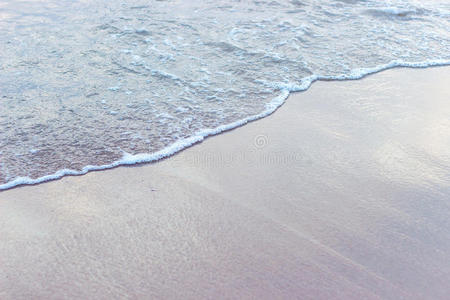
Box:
[1,0,449,189]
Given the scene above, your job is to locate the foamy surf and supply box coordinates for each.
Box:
[1,0,449,190]
[2,59,449,191]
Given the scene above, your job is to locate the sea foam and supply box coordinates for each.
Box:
[2,59,449,191]
[1,0,449,190]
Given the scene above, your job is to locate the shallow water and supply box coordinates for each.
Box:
[1,0,449,189]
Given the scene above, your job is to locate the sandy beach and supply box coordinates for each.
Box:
[1,66,450,299]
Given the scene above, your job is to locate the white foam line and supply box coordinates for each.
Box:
[1,59,450,191]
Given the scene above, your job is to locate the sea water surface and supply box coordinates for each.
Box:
[1,0,449,189]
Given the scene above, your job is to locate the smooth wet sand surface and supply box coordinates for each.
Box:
[1,67,450,299]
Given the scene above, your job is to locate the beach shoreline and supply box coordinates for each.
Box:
[1,66,450,299]
[2,62,449,192]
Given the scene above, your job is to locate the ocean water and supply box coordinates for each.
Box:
[1,0,449,190]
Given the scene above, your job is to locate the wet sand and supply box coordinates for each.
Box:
[1,67,450,299]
